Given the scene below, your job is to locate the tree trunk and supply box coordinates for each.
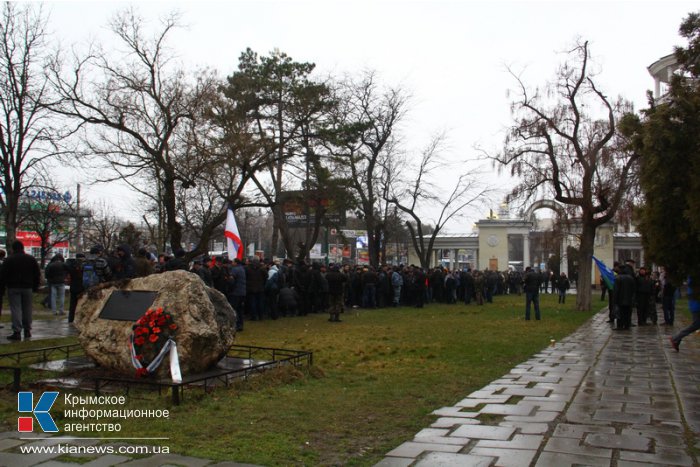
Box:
[4,197,17,246]
[163,176,182,253]
[576,226,595,311]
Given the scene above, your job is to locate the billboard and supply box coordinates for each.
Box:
[280,191,345,227]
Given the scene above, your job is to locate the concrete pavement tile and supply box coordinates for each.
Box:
[475,434,543,450]
[617,461,671,467]
[504,411,559,423]
[542,377,580,387]
[414,428,449,438]
[467,390,507,399]
[618,447,694,466]
[478,404,534,416]
[386,441,463,458]
[431,407,480,418]
[0,451,59,467]
[430,417,481,428]
[534,451,610,466]
[491,378,528,385]
[498,422,549,434]
[562,410,609,426]
[567,402,623,412]
[552,423,616,438]
[0,438,25,451]
[470,447,536,467]
[516,375,561,384]
[600,393,651,404]
[456,396,511,407]
[521,394,570,402]
[414,452,494,467]
[412,436,469,446]
[517,400,566,412]
[593,409,651,424]
[621,428,684,447]
[584,433,651,451]
[502,387,550,397]
[116,454,211,466]
[450,425,515,440]
[624,403,682,422]
[531,384,574,396]
[374,457,414,467]
[543,436,612,459]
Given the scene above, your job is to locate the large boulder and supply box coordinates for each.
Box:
[74,270,236,377]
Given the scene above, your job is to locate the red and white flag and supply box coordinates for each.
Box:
[225,207,244,260]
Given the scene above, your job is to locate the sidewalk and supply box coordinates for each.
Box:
[0,319,78,344]
[377,308,700,466]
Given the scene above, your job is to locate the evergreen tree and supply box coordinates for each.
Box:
[622,12,700,281]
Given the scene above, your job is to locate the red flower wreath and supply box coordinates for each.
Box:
[130,307,178,377]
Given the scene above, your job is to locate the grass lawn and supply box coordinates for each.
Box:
[0,292,598,466]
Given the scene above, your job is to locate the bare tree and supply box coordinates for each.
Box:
[0,3,66,245]
[48,8,218,253]
[490,40,639,311]
[82,201,121,253]
[330,70,408,267]
[387,134,490,269]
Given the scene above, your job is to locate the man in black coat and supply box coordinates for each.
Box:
[325,265,347,322]
[614,264,636,330]
[1,241,41,340]
[523,266,542,320]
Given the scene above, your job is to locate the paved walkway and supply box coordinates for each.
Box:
[1,308,699,466]
[0,319,78,344]
[377,309,700,466]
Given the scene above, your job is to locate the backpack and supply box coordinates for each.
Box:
[82,260,100,289]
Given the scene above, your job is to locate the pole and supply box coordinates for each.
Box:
[76,183,82,254]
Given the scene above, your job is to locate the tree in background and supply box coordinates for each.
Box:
[491,40,638,311]
[0,3,66,245]
[17,184,79,266]
[223,48,341,259]
[387,133,491,269]
[330,71,407,267]
[622,12,700,281]
[48,8,217,254]
[82,201,122,253]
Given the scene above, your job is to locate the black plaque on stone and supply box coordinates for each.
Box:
[98,290,158,321]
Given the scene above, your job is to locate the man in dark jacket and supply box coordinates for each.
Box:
[66,254,85,323]
[325,265,347,322]
[165,249,188,271]
[245,258,266,321]
[635,266,654,325]
[413,266,426,308]
[523,266,542,320]
[2,241,41,340]
[228,259,246,331]
[45,254,69,315]
[113,245,136,279]
[614,264,636,330]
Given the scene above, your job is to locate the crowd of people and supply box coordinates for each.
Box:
[0,238,584,339]
[606,259,666,330]
[8,239,695,349]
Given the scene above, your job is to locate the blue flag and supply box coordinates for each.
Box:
[592,256,615,290]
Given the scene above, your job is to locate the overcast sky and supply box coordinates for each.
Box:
[45,0,697,232]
